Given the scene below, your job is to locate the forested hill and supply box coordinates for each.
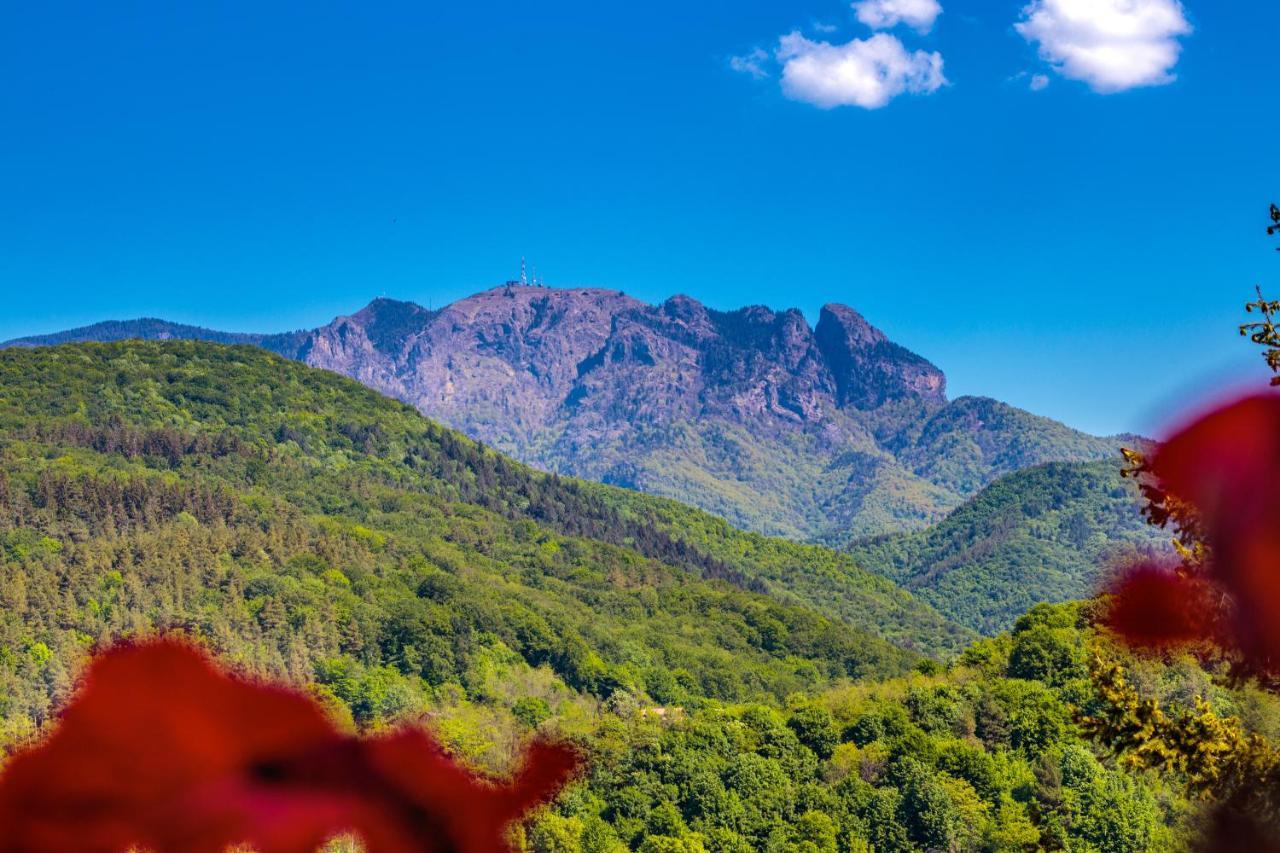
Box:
[847,461,1171,634]
[0,341,973,726]
[0,317,309,354]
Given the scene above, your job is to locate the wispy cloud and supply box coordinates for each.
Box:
[1030,73,1051,90]
[1016,0,1192,93]
[776,31,946,109]
[852,0,943,33]
[729,48,771,79]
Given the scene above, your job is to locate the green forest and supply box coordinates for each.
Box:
[848,461,1170,634]
[0,342,1270,851]
[534,600,1278,852]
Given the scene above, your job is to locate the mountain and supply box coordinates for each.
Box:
[847,461,1172,634]
[3,287,1125,542]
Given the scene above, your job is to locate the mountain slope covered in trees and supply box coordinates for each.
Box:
[0,341,975,733]
[2,289,1125,542]
[847,461,1171,634]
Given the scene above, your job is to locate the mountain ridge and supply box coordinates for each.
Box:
[3,286,1125,541]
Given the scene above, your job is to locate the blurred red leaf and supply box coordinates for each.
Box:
[0,640,578,852]
[1106,394,1280,673]
[1104,562,1218,650]
[1153,395,1280,526]
[1196,804,1280,853]
[1153,395,1280,669]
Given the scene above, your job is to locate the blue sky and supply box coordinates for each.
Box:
[2,0,1276,436]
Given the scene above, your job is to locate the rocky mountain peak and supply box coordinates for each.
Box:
[347,298,437,356]
[815,302,945,410]
[816,304,888,350]
[661,294,707,320]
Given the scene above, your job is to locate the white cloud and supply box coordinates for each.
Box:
[1030,73,1051,90]
[730,48,771,79]
[776,32,946,109]
[1016,0,1192,93]
[852,0,943,33]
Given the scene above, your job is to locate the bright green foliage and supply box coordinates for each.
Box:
[1008,625,1085,687]
[582,485,975,655]
[787,705,840,760]
[635,835,705,853]
[535,604,1259,852]
[514,696,553,730]
[893,756,959,850]
[527,812,587,852]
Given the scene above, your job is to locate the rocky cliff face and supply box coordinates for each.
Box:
[815,304,946,409]
[4,286,1120,540]
[287,288,949,443]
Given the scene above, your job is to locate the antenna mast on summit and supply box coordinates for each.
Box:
[521,257,528,287]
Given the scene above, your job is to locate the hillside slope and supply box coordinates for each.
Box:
[0,342,977,727]
[3,289,1124,541]
[847,461,1171,634]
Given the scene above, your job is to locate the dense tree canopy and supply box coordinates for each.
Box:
[0,341,1275,851]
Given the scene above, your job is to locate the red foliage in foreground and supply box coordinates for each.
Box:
[1105,394,1280,673]
[0,640,579,852]
[1104,563,1217,650]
